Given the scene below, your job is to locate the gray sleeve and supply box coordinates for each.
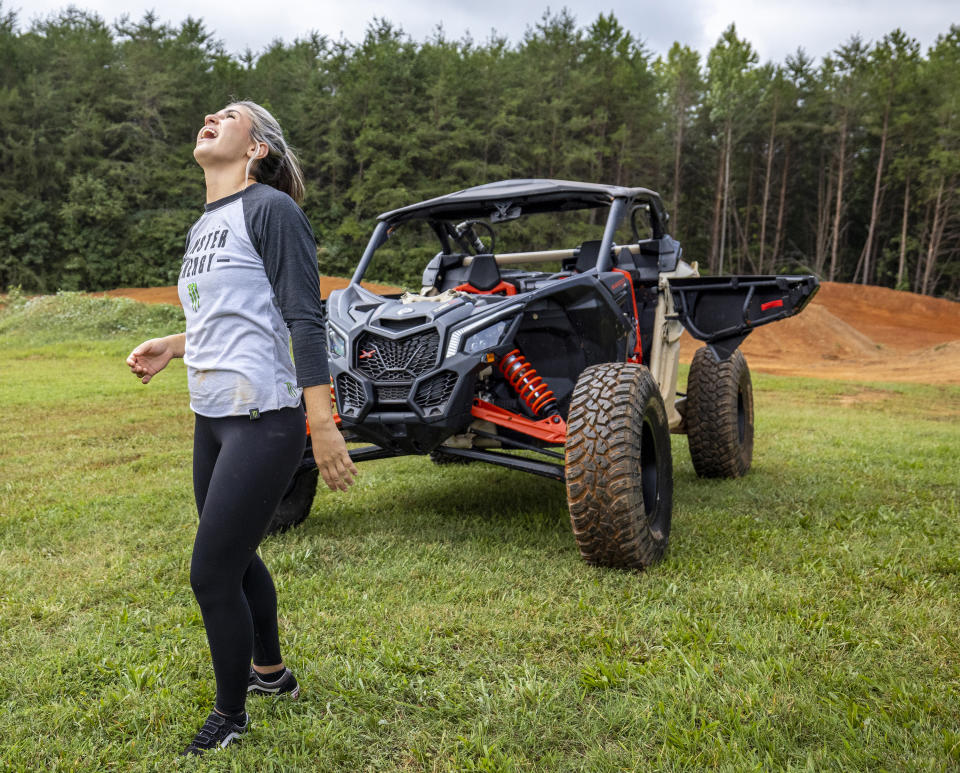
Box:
[245,189,329,386]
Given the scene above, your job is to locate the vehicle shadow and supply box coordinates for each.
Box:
[302,454,571,548]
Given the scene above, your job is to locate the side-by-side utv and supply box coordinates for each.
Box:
[270,179,819,569]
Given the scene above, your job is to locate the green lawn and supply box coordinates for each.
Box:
[1,294,958,771]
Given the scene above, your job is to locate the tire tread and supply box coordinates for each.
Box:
[685,347,754,478]
[565,363,672,569]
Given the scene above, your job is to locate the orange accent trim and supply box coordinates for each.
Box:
[761,299,784,311]
[612,268,643,363]
[454,280,517,296]
[470,398,567,445]
[498,349,556,416]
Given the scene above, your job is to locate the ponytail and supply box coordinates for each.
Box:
[230,100,306,204]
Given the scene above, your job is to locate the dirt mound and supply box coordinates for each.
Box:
[104,280,960,385]
[677,282,960,385]
[811,282,960,349]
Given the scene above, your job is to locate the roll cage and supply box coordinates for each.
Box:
[349,179,669,284]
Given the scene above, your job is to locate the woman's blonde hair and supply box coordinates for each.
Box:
[231,100,306,204]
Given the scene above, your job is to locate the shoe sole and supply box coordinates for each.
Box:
[248,684,300,700]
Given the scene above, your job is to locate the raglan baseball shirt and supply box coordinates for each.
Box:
[176,184,328,418]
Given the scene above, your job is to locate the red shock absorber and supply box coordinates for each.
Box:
[498,349,559,416]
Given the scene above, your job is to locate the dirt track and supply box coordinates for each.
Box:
[103,280,960,385]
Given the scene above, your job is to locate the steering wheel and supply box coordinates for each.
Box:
[456,219,496,255]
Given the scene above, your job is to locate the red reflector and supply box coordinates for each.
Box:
[761,299,784,311]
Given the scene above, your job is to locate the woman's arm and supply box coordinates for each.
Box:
[126,333,185,384]
[302,383,358,492]
[250,190,358,491]
[251,191,358,491]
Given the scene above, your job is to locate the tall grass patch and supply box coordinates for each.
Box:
[0,289,184,347]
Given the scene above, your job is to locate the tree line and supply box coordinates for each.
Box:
[1,5,958,298]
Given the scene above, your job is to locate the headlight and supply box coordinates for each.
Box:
[445,305,519,357]
[327,325,346,358]
[463,321,507,355]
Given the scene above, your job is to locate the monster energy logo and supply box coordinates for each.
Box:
[187,282,200,312]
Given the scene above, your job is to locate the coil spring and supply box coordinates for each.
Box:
[498,349,558,416]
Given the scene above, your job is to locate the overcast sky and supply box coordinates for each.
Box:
[13,0,959,63]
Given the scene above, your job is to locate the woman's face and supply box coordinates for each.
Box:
[193,105,257,168]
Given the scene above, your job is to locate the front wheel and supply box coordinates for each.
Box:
[685,346,754,478]
[265,466,318,536]
[565,363,673,569]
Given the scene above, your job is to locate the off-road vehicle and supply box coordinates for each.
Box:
[270,179,818,569]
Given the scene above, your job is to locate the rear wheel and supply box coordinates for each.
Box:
[265,466,318,535]
[565,363,673,569]
[685,346,754,478]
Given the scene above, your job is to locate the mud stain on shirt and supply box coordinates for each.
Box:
[230,375,257,415]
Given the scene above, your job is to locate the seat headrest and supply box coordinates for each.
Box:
[575,240,602,272]
[466,253,501,291]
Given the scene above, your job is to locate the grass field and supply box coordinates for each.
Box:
[1,293,959,771]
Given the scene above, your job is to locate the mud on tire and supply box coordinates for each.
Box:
[266,466,319,535]
[685,346,754,478]
[565,363,673,569]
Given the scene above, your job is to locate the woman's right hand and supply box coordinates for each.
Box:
[302,383,359,492]
[127,335,182,384]
[310,419,359,492]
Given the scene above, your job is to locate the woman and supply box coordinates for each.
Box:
[126,101,357,756]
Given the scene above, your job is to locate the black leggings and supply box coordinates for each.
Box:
[190,407,305,715]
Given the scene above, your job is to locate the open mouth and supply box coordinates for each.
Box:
[198,126,218,141]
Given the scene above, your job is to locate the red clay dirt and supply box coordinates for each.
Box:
[677,282,960,385]
[103,280,960,385]
[101,277,403,305]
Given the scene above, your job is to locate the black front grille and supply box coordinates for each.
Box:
[414,371,458,409]
[376,385,410,403]
[355,331,440,382]
[336,373,366,414]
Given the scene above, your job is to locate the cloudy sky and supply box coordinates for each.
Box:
[14,0,959,63]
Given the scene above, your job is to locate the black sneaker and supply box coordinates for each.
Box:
[248,666,300,699]
[182,710,248,756]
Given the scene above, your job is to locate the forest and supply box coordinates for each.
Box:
[0,5,958,298]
